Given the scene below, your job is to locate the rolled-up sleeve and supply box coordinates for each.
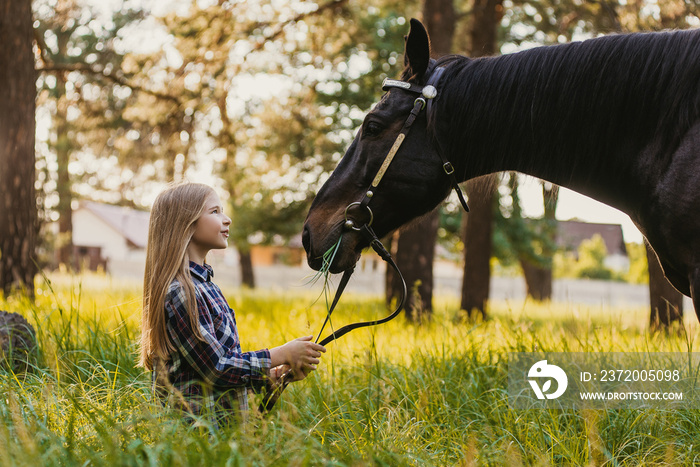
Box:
[165,282,271,392]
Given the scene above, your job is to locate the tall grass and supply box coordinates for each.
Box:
[1,272,699,465]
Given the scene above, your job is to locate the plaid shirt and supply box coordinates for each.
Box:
[155,261,271,422]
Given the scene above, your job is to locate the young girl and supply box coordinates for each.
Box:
[139,182,325,424]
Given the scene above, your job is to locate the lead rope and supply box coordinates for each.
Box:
[259,226,406,414]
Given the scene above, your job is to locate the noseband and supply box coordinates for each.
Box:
[260,65,470,414]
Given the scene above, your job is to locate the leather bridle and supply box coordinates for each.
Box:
[346,65,469,233]
[260,65,469,414]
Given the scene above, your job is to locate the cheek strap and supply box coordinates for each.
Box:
[426,67,470,212]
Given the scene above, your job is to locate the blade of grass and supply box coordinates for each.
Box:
[305,238,343,342]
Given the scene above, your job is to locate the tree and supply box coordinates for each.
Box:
[385,0,455,320]
[386,213,440,319]
[118,1,415,287]
[519,182,558,300]
[460,175,497,317]
[0,0,37,297]
[647,244,683,329]
[34,0,147,273]
[459,0,502,318]
[222,1,414,286]
[574,235,614,280]
[493,173,558,300]
[35,0,82,268]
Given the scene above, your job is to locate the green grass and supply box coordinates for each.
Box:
[1,272,700,465]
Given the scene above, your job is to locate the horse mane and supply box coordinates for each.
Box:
[430,29,700,187]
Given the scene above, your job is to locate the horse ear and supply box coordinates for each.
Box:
[403,18,431,81]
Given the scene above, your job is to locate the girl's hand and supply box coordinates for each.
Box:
[269,364,291,383]
[269,335,326,380]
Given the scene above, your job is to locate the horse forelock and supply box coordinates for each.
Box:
[400,66,424,84]
[400,58,442,85]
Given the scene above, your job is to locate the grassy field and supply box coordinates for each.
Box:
[1,272,700,466]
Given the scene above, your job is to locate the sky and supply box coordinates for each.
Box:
[555,190,642,244]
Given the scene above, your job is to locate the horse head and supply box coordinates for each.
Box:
[302,19,456,273]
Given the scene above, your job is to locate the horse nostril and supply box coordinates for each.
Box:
[302,225,311,253]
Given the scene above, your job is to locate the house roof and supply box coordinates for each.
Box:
[557,220,627,256]
[80,201,150,249]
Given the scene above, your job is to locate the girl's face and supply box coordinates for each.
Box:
[190,192,231,254]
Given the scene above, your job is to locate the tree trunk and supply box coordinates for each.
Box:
[470,0,503,56]
[646,244,683,329]
[460,175,496,317]
[55,77,74,269]
[0,0,37,298]
[459,0,502,318]
[519,182,559,301]
[520,261,552,301]
[238,247,255,288]
[386,211,439,320]
[422,0,456,55]
[385,0,457,321]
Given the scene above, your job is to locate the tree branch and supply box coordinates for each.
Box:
[247,0,349,54]
[35,0,349,106]
[36,62,182,103]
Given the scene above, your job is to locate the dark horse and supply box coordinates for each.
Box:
[302,19,700,320]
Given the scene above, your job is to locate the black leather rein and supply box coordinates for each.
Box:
[259,224,407,414]
[259,65,468,414]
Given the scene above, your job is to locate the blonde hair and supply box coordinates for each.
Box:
[140,182,216,370]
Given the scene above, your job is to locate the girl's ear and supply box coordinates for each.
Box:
[403,18,431,81]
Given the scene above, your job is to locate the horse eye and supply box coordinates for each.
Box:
[364,121,383,137]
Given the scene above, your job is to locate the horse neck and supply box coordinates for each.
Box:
[435,34,700,212]
[437,85,634,210]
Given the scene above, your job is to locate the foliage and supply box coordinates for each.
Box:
[554,240,649,284]
[493,173,557,270]
[437,203,464,260]
[574,235,614,280]
[34,0,149,210]
[227,1,419,247]
[554,234,621,281]
[118,0,417,250]
[503,0,700,48]
[33,0,700,280]
[25,0,700,333]
[2,274,700,465]
[625,242,649,284]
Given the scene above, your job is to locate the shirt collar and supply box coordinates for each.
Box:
[189,261,214,282]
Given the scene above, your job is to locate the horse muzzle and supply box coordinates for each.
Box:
[302,221,364,273]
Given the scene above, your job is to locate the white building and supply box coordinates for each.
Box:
[69,201,237,279]
[71,201,150,277]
